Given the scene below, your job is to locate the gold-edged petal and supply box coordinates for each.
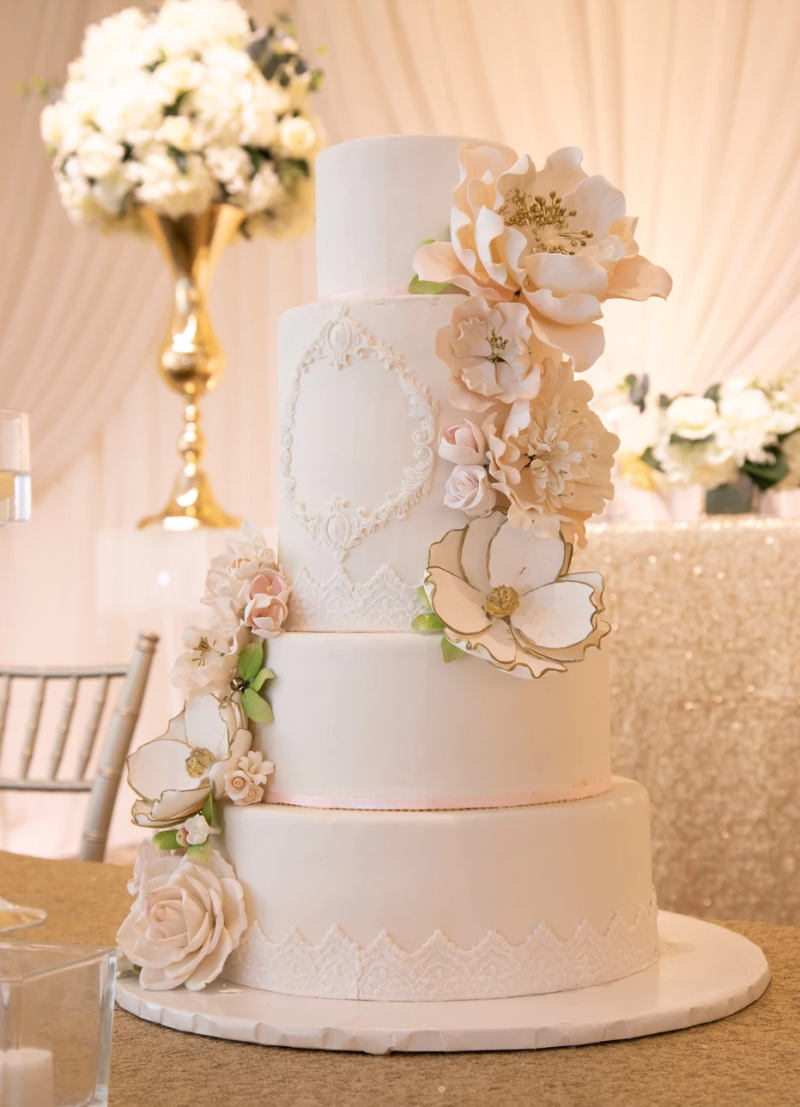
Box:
[127,737,196,801]
[487,521,568,594]
[511,580,597,649]
[427,566,491,635]
[460,510,505,594]
[428,526,465,575]
[184,694,231,760]
[447,616,516,665]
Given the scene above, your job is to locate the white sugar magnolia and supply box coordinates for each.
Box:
[127,693,251,828]
[414,144,672,372]
[425,511,608,679]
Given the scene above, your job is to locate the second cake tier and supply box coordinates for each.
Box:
[254,631,610,810]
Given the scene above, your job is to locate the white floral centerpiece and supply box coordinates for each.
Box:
[632,378,800,507]
[411,142,672,673]
[118,522,289,990]
[40,0,324,237]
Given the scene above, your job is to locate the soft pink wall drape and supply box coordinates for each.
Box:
[1,0,800,854]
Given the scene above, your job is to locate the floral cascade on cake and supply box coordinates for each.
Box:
[410,142,671,676]
[117,522,291,991]
[40,0,324,238]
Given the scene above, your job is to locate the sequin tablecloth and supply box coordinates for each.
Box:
[575,517,800,926]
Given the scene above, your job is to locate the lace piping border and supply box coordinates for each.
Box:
[223,889,660,1002]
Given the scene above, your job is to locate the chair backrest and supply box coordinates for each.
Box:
[0,632,159,861]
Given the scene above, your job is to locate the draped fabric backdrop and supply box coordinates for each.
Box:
[1,0,800,856]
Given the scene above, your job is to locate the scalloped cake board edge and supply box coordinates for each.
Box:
[114,912,770,1054]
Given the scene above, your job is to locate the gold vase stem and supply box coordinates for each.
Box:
[138,205,245,530]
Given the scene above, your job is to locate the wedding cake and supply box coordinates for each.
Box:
[119,134,673,1003]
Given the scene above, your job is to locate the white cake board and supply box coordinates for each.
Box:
[115,913,769,1054]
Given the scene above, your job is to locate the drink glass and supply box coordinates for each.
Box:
[0,410,31,525]
[0,409,44,931]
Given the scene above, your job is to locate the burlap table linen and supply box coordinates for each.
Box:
[1,851,798,1107]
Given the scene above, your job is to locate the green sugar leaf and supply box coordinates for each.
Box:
[238,641,264,682]
[152,830,180,851]
[416,584,432,611]
[408,274,452,296]
[441,636,465,663]
[242,687,275,724]
[186,841,211,863]
[411,612,445,634]
[250,667,276,692]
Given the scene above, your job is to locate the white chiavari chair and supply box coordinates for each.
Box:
[0,632,158,861]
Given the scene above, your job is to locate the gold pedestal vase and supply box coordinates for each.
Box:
[139,205,245,530]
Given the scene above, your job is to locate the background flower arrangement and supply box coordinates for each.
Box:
[631,378,800,494]
[39,0,324,237]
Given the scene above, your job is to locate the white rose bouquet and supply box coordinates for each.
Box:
[40,0,324,237]
[634,377,800,492]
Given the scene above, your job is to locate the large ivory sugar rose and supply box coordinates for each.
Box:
[128,694,251,828]
[170,622,250,696]
[414,144,672,372]
[117,845,246,991]
[486,359,619,545]
[434,297,551,411]
[425,511,608,678]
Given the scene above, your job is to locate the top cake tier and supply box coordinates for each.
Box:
[316,135,491,299]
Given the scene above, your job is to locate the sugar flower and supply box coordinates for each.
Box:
[485,359,619,546]
[223,750,274,805]
[117,847,247,991]
[414,144,671,372]
[127,693,251,828]
[425,511,608,678]
[434,296,550,411]
[170,622,250,696]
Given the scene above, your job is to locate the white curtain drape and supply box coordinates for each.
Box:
[1,0,800,854]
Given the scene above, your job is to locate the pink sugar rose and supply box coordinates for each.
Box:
[244,569,290,639]
[438,420,489,466]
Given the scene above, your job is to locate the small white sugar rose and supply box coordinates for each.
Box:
[439,421,488,466]
[179,813,218,846]
[277,115,316,158]
[444,465,497,517]
[116,849,247,991]
[237,750,274,786]
[244,569,290,638]
[224,769,264,805]
[156,115,197,153]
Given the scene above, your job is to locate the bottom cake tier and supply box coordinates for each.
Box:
[221,778,658,1001]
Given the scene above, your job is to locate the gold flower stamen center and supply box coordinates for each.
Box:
[487,327,509,363]
[501,188,594,255]
[185,747,215,778]
[486,585,520,619]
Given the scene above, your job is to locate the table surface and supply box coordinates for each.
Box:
[2,851,800,1107]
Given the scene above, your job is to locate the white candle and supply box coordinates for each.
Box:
[0,1048,54,1107]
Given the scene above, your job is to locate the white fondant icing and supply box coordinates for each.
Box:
[316,136,508,299]
[224,892,659,1002]
[221,779,656,1000]
[254,632,611,808]
[280,306,438,562]
[287,565,425,631]
[278,294,474,594]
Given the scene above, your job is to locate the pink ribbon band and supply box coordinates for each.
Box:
[266,778,612,812]
[323,286,412,301]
